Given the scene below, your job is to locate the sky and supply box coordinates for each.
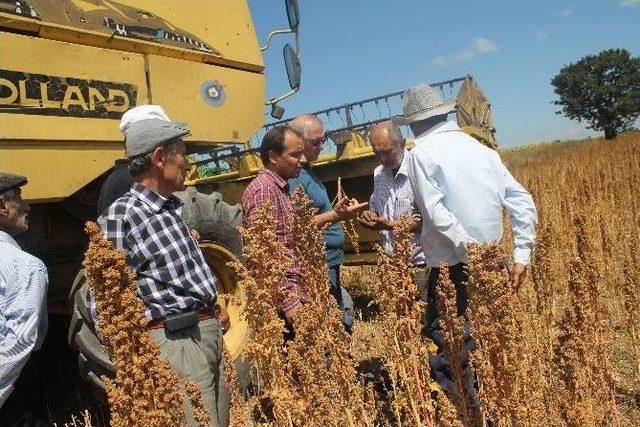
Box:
[249,0,640,146]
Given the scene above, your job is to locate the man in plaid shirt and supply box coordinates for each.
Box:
[241,126,308,323]
[88,105,229,427]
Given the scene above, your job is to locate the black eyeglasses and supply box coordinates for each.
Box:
[306,136,327,147]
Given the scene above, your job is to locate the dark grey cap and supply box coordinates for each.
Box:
[125,118,191,158]
[0,172,27,193]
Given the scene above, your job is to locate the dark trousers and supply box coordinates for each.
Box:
[0,356,49,427]
[425,263,468,328]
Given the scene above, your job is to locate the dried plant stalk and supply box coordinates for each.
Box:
[334,177,361,255]
[373,216,439,426]
[435,264,478,426]
[287,188,373,425]
[83,222,187,427]
[554,217,620,427]
[229,200,295,423]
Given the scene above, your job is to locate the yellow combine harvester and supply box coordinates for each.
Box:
[0,0,495,393]
[0,0,301,391]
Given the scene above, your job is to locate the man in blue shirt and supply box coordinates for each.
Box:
[288,115,367,331]
[0,172,49,426]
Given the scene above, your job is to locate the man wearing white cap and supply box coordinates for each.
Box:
[394,83,537,322]
[88,105,230,426]
[97,105,171,215]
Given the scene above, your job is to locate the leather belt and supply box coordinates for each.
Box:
[147,306,220,330]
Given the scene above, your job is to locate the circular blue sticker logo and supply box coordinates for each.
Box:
[200,81,226,107]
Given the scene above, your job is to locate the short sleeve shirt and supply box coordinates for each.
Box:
[289,166,345,267]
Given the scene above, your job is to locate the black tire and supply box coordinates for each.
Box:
[67,269,115,394]
[175,187,243,260]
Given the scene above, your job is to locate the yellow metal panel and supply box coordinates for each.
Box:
[0,32,147,201]
[0,141,121,203]
[123,0,263,68]
[147,55,265,144]
[0,31,148,141]
[0,0,263,71]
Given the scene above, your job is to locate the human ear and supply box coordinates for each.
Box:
[267,150,279,166]
[150,146,165,167]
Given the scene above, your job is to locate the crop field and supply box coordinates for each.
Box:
[57,132,640,427]
[344,132,640,426]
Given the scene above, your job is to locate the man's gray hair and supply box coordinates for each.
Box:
[387,122,405,144]
[289,114,323,140]
[128,139,181,176]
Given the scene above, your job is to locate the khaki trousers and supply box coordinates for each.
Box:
[150,317,230,427]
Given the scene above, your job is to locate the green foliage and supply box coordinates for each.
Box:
[551,49,640,139]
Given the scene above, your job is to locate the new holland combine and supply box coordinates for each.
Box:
[0,0,495,392]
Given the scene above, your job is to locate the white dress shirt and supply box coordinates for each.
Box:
[408,121,537,268]
[0,231,48,409]
[369,150,426,265]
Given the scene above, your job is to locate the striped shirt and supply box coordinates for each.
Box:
[369,150,426,266]
[0,231,48,409]
[241,168,305,312]
[87,182,218,322]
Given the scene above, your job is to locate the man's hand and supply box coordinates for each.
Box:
[190,228,201,242]
[218,306,230,334]
[359,209,378,223]
[357,210,382,229]
[511,263,527,290]
[334,196,368,221]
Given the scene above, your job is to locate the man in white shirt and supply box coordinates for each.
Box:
[0,172,49,426]
[394,83,537,319]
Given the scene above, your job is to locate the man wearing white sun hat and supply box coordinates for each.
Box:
[395,83,537,327]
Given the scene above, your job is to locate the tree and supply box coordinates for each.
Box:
[551,49,640,139]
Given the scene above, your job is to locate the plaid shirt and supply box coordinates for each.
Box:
[241,168,305,312]
[88,183,218,322]
[370,150,426,266]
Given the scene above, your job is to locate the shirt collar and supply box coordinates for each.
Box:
[381,149,410,178]
[415,120,460,139]
[260,168,289,190]
[130,182,182,213]
[0,230,20,249]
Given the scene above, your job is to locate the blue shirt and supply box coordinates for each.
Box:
[289,166,345,267]
[0,231,48,408]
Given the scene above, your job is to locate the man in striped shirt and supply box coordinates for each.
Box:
[359,122,424,265]
[357,122,430,318]
[0,172,49,425]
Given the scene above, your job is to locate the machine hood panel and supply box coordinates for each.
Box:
[0,0,263,71]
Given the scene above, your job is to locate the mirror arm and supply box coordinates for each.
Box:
[260,28,294,51]
[265,86,299,106]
